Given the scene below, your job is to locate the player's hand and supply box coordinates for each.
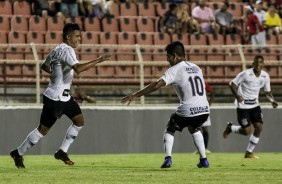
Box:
[236,95,244,103]
[97,53,111,63]
[272,101,278,108]
[121,94,135,106]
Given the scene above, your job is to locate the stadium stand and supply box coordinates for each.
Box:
[13,0,31,15]
[0,15,10,33]
[11,15,29,32]
[84,17,101,32]
[29,16,47,32]
[120,2,138,16]
[119,17,137,32]
[138,2,156,17]
[0,0,12,15]
[47,16,65,31]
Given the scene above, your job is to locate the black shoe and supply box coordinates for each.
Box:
[10,149,25,169]
[223,122,233,139]
[160,156,172,168]
[197,158,209,168]
[54,149,74,166]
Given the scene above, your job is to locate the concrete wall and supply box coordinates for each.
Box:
[1,106,281,155]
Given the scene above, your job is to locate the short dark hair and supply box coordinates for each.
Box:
[253,55,264,63]
[63,23,80,39]
[165,41,185,57]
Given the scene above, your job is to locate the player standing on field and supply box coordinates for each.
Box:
[121,41,210,168]
[10,23,111,169]
[223,55,278,158]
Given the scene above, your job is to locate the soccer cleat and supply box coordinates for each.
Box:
[223,122,233,139]
[193,149,212,154]
[10,149,25,169]
[197,158,209,168]
[245,152,259,159]
[54,149,74,166]
[160,156,172,168]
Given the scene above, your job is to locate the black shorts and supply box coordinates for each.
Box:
[166,112,209,132]
[40,95,82,128]
[237,106,263,128]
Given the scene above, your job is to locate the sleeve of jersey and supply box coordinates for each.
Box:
[232,71,245,86]
[63,48,79,67]
[264,73,271,92]
[159,67,177,86]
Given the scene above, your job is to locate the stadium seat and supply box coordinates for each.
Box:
[136,17,155,32]
[79,47,99,61]
[278,35,282,45]
[152,47,167,61]
[45,31,62,44]
[77,67,97,78]
[26,32,45,60]
[229,2,243,18]
[0,0,12,15]
[96,48,115,78]
[8,31,26,44]
[206,65,225,78]
[189,34,207,61]
[11,16,29,32]
[266,33,278,45]
[260,48,279,61]
[155,2,169,16]
[153,64,169,78]
[0,16,10,33]
[119,17,137,32]
[100,32,118,44]
[6,46,25,60]
[264,65,279,79]
[225,34,242,45]
[110,2,120,16]
[13,1,31,15]
[243,48,261,61]
[136,32,153,45]
[171,33,189,45]
[22,64,36,78]
[207,2,223,12]
[120,2,138,16]
[81,31,100,44]
[117,32,136,61]
[101,17,119,32]
[65,17,83,30]
[29,16,47,32]
[0,32,7,59]
[47,16,65,32]
[138,2,156,17]
[84,17,101,32]
[153,32,171,45]
[224,48,241,62]
[225,64,243,78]
[79,32,100,61]
[206,34,225,61]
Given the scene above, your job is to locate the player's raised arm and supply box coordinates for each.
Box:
[72,53,111,74]
[121,79,166,105]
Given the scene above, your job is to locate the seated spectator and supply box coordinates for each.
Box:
[78,0,93,17]
[265,4,282,35]
[264,0,282,18]
[215,2,239,36]
[244,5,266,50]
[33,0,63,19]
[61,0,79,18]
[90,0,115,18]
[176,3,200,33]
[158,3,179,34]
[192,0,220,35]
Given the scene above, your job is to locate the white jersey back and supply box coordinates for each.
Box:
[160,61,210,117]
[232,68,271,109]
[43,43,79,102]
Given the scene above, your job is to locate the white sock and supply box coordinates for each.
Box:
[163,132,174,157]
[192,131,206,158]
[231,125,241,134]
[17,128,43,156]
[60,124,82,153]
[246,134,259,153]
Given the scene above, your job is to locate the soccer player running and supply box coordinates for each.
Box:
[121,41,210,168]
[223,55,278,159]
[10,23,111,169]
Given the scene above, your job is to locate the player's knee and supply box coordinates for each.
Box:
[165,128,175,135]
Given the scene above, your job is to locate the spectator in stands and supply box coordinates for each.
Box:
[176,3,200,34]
[33,0,63,19]
[192,0,220,35]
[215,2,239,36]
[264,0,282,18]
[61,0,79,18]
[265,4,282,35]
[223,55,278,159]
[158,3,179,34]
[90,0,115,19]
[254,0,266,27]
[9,23,111,169]
[243,5,266,50]
[78,0,93,17]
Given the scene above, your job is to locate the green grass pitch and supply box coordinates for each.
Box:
[1,153,282,184]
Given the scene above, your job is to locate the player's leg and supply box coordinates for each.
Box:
[55,98,83,166]
[223,108,252,138]
[245,106,263,158]
[161,113,181,168]
[201,116,211,153]
[10,96,57,169]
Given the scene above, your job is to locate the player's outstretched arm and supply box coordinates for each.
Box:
[121,79,166,105]
[73,53,111,74]
[265,91,278,108]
